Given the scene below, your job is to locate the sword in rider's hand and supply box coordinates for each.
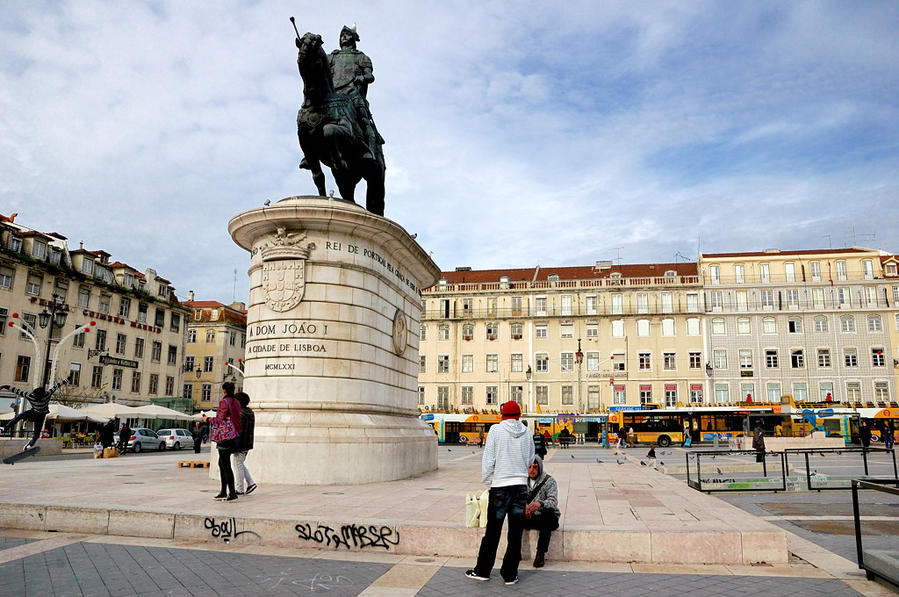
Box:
[289,16,301,41]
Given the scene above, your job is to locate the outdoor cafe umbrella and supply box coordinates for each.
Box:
[81,402,142,420]
[129,404,193,421]
[0,404,108,423]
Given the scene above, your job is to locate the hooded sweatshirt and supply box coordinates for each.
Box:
[527,455,560,516]
[482,419,534,487]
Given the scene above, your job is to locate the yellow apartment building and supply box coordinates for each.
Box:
[182,297,247,412]
[418,261,706,414]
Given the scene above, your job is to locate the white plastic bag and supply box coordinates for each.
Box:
[465,492,480,528]
[478,489,489,528]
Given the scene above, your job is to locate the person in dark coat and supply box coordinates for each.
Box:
[752,425,766,463]
[523,455,560,568]
[231,392,256,495]
[191,421,203,454]
[859,421,871,449]
[533,431,547,459]
[100,420,116,449]
[118,423,131,454]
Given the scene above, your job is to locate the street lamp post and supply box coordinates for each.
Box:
[37,295,69,388]
[525,365,532,414]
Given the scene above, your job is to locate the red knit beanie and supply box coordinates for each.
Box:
[501,400,521,419]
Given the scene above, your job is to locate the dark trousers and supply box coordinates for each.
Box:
[755,449,764,463]
[217,444,237,496]
[523,509,559,554]
[193,438,202,454]
[474,485,526,582]
[3,409,45,448]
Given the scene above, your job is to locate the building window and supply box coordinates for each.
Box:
[686,293,699,312]
[586,352,599,371]
[0,266,13,290]
[463,323,474,339]
[187,329,197,343]
[15,355,31,382]
[131,371,142,393]
[836,260,847,280]
[638,352,652,370]
[637,319,650,337]
[715,384,729,404]
[837,288,849,306]
[791,349,804,368]
[461,386,473,405]
[535,296,547,316]
[762,317,776,334]
[611,319,624,337]
[785,262,795,282]
[661,318,675,336]
[151,341,162,362]
[438,324,450,341]
[786,289,799,308]
[711,318,725,335]
[560,352,574,372]
[167,345,178,365]
[561,386,573,405]
[486,354,498,373]
[98,294,110,314]
[588,385,600,410]
[205,329,215,343]
[767,383,781,402]
[165,376,174,395]
[610,294,622,315]
[487,298,497,317]
[735,290,748,311]
[68,363,81,386]
[812,288,825,309]
[736,318,750,335]
[871,348,885,367]
[665,385,678,407]
[438,354,450,373]
[788,317,802,333]
[814,316,828,332]
[586,323,598,338]
[734,264,744,284]
[486,322,498,340]
[686,318,700,336]
[713,349,727,369]
[420,355,426,373]
[659,292,672,313]
[689,351,702,369]
[535,324,547,339]
[635,294,648,314]
[115,333,127,355]
[171,313,180,333]
[613,385,626,405]
[844,348,858,367]
[138,303,148,323]
[182,382,192,400]
[203,356,214,372]
[111,368,123,391]
[690,385,703,403]
[841,315,855,333]
[461,354,473,373]
[91,365,103,388]
[510,296,522,315]
[810,261,821,281]
[119,297,131,318]
[72,324,85,348]
[709,265,720,285]
[418,386,425,405]
[560,295,573,316]
[793,382,808,401]
[154,308,165,327]
[486,386,498,405]
[134,338,144,359]
[819,381,834,402]
[95,329,107,351]
[25,273,42,296]
[419,325,427,341]
[846,382,861,402]
[585,295,597,315]
[201,384,212,402]
[510,322,523,339]
[536,386,548,405]
[612,352,625,371]
[510,353,523,372]
[874,382,889,401]
[709,290,723,309]
[560,322,574,338]
[148,374,159,394]
[740,383,755,402]
[663,352,676,370]
[739,349,752,370]
[229,331,236,346]
[862,259,874,280]
[817,349,831,368]
[765,349,779,368]
[868,314,882,332]
[640,384,652,405]
[535,353,548,373]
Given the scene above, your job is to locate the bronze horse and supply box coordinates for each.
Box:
[295,32,385,216]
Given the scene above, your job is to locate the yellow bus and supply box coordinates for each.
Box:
[419,413,501,444]
[608,406,780,447]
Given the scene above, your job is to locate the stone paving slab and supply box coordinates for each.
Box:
[0,447,788,565]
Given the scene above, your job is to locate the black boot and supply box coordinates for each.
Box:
[533,552,545,568]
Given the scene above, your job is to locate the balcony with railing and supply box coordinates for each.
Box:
[425,275,701,295]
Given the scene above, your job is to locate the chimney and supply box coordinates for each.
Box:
[188,290,195,302]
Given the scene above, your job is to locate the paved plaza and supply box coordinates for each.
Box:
[0,445,896,595]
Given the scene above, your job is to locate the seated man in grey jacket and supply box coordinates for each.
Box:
[523,455,560,568]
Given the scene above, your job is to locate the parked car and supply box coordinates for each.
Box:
[157,428,195,450]
[127,428,165,453]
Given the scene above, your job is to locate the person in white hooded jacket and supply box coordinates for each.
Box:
[466,400,535,586]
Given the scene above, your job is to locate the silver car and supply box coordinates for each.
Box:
[127,428,165,453]
[157,428,195,450]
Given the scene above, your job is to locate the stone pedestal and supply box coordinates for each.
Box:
[224,196,439,485]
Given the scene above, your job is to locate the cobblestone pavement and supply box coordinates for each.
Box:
[0,531,881,597]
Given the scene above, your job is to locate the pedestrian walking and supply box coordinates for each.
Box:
[752,424,765,463]
[231,392,257,496]
[523,455,560,568]
[466,400,534,586]
[118,422,131,454]
[533,430,547,459]
[191,421,203,454]
[859,421,871,449]
[884,421,894,451]
[210,381,241,502]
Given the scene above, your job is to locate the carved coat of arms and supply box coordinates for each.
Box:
[259,227,316,313]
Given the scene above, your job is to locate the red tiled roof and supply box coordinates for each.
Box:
[701,248,869,258]
[440,262,697,284]
[184,300,227,308]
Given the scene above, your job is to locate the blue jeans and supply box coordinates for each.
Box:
[474,485,526,581]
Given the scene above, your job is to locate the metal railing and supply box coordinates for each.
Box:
[686,449,788,493]
[852,479,899,586]
[785,447,898,491]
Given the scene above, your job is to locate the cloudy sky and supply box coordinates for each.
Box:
[2,1,897,303]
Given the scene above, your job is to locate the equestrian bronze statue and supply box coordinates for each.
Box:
[292,21,386,216]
